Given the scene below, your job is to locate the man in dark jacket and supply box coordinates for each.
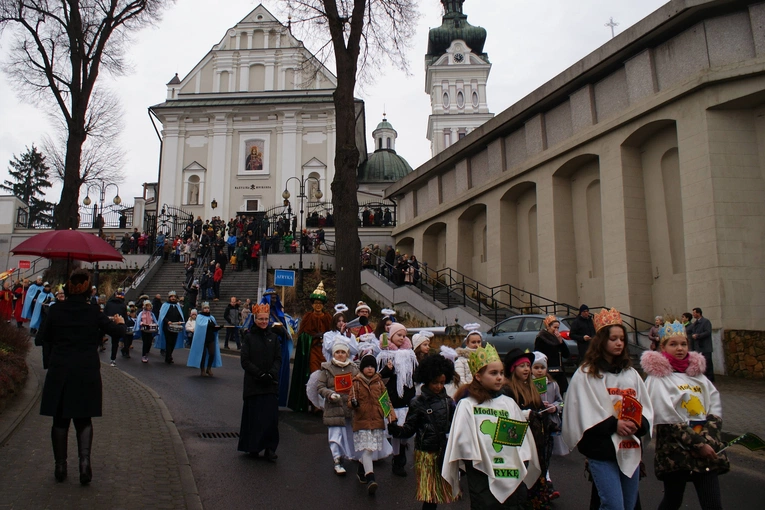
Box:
[384,245,396,280]
[224,297,241,350]
[104,289,128,367]
[569,304,595,364]
[151,294,163,315]
[691,307,714,381]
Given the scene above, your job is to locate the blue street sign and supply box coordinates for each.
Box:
[274,269,296,287]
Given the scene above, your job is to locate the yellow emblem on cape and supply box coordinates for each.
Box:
[681,395,705,417]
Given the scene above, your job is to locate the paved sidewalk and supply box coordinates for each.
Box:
[714,375,765,439]
[0,347,201,510]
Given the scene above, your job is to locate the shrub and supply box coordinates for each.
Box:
[0,321,31,406]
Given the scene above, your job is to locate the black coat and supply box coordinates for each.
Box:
[104,297,128,321]
[379,364,416,409]
[240,326,282,399]
[569,314,596,358]
[39,297,126,418]
[390,386,454,452]
[533,330,570,369]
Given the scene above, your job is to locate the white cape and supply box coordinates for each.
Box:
[563,366,653,476]
[645,372,720,425]
[442,395,540,503]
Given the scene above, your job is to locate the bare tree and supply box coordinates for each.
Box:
[285,0,419,305]
[0,0,172,230]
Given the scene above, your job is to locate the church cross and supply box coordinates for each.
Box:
[605,17,619,39]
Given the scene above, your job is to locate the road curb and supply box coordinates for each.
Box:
[118,367,204,510]
[0,348,43,447]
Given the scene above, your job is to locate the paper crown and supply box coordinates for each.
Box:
[593,308,622,332]
[252,303,270,315]
[543,314,559,328]
[309,281,327,302]
[659,320,686,344]
[468,343,501,376]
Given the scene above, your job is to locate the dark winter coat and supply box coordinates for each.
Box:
[103,296,128,321]
[379,364,416,409]
[317,361,359,427]
[390,386,455,453]
[39,296,126,418]
[534,330,570,392]
[240,325,281,399]
[569,313,596,358]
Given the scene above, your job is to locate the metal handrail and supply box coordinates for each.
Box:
[117,246,164,292]
[11,256,50,281]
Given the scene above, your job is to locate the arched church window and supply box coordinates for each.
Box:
[443,92,450,108]
[187,175,200,205]
[379,138,383,150]
[386,137,391,149]
[457,91,465,108]
[472,91,479,108]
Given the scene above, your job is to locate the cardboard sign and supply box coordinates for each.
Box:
[532,377,548,394]
[493,417,528,447]
[334,373,353,394]
[619,394,643,426]
[378,390,392,418]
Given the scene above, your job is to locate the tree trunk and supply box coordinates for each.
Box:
[54,124,85,230]
[331,59,361,306]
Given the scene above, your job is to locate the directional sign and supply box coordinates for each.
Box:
[18,260,31,270]
[274,269,296,287]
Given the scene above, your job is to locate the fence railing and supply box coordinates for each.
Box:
[261,199,397,236]
[15,205,54,229]
[78,203,134,229]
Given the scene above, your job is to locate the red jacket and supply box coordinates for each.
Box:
[213,268,223,282]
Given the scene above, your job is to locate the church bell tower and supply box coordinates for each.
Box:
[425,0,493,157]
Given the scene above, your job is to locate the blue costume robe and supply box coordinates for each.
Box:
[30,291,54,329]
[154,302,185,349]
[259,290,294,407]
[133,310,158,335]
[22,283,44,320]
[187,314,222,368]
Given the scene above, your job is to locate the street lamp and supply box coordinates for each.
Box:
[82,181,121,291]
[282,176,323,294]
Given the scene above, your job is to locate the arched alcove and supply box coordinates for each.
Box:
[422,222,447,271]
[499,182,538,297]
[396,237,415,259]
[457,204,488,282]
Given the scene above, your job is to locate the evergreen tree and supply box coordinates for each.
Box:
[1,145,55,228]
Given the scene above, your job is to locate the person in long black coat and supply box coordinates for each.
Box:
[237,306,282,461]
[38,269,126,485]
[534,315,571,393]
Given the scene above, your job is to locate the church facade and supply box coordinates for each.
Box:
[150,5,365,222]
[386,0,765,339]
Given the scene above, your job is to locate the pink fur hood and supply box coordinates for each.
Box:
[641,350,706,377]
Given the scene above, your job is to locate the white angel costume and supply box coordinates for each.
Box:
[563,365,654,477]
[442,394,541,503]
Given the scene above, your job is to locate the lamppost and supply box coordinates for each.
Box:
[282,176,322,294]
[83,182,121,291]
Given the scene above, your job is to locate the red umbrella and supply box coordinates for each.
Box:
[11,229,124,263]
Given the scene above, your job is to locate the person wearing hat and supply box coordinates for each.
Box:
[411,331,432,363]
[183,279,199,321]
[134,301,158,363]
[351,301,374,336]
[37,268,126,485]
[534,315,570,393]
[249,289,294,407]
[104,289,129,367]
[563,309,653,510]
[122,301,137,358]
[187,302,222,377]
[22,276,44,321]
[90,285,99,306]
[288,282,333,412]
[569,304,596,365]
[29,281,54,334]
[155,291,185,364]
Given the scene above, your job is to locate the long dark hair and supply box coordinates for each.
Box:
[582,324,632,378]
[374,316,392,338]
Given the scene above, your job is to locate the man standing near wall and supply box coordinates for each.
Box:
[691,307,715,382]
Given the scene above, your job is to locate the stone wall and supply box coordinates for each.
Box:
[724,330,765,379]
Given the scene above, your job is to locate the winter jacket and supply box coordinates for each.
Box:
[641,350,729,480]
[349,372,394,432]
[453,348,474,386]
[103,297,128,321]
[317,361,359,426]
[569,314,595,344]
[691,317,713,353]
[533,330,570,370]
[240,326,281,398]
[390,386,455,453]
[379,363,416,409]
[224,303,240,326]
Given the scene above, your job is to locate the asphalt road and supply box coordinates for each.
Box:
[103,340,765,510]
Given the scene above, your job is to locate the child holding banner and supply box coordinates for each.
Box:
[389,354,458,509]
[641,320,729,510]
[316,335,359,476]
[443,344,540,509]
[349,354,397,495]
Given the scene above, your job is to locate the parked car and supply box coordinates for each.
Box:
[485,314,579,365]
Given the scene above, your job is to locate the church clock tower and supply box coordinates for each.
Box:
[425,0,493,157]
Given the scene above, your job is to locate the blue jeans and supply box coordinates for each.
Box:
[588,459,639,510]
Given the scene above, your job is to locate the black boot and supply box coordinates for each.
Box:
[392,444,407,477]
[356,461,367,484]
[76,422,93,485]
[51,426,68,482]
[366,472,378,495]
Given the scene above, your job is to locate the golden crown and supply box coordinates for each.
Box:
[468,343,501,376]
[593,308,622,332]
[309,281,327,302]
[543,314,559,328]
[659,320,686,344]
[252,303,270,315]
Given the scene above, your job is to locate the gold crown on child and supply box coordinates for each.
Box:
[468,343,501,376]
[659,320,686,343]
[593,308,623,332]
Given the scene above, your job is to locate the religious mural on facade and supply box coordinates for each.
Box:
[244,139,265,172]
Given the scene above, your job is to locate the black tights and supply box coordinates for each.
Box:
[200,340,215,369]
[659,471,722,510]
[53,416,92,431]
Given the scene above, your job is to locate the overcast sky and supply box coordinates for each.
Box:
[0,0,668,207]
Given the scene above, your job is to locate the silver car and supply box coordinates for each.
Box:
[486,314,579,364]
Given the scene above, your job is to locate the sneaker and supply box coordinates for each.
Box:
[142,356,149,363]
[333,461,346,476]
[366,473,378,495]
[356,463,367,484]
[110,359,116,367]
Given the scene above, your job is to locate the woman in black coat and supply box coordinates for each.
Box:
[533,315,570,393]
[237,304,282,461]
[38,269,126,485]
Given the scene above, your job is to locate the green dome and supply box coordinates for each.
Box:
[358,150,413,183]
[376,120,395,131]
[426,0,488,65]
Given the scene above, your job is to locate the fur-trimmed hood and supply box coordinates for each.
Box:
[456,347,475,359]
[641,350,706,377]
